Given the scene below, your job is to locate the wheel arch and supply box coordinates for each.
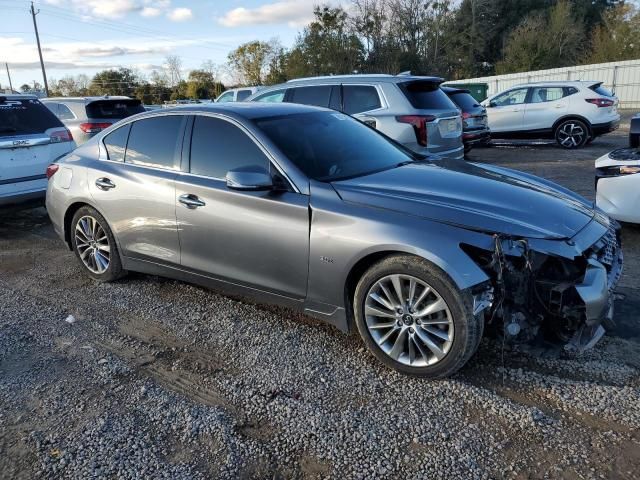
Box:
[552,115,593,137]
[63,202,124,263]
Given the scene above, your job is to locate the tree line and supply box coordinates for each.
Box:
[20,0,640,103]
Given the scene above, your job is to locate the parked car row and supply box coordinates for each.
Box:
[43,100,623,379]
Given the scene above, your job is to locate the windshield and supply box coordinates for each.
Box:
[254,111,414,181]
[86,99,144,119]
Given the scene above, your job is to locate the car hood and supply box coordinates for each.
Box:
[331,159,596,239]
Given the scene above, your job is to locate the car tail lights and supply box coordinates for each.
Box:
[585,98,615,108]
[396,115,435,147]
[49,128,73,143]
[46,164,59,179]
[79,122,112,134]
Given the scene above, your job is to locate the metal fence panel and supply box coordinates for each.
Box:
[444,59,640,109]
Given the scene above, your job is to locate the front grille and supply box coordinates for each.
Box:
[590,224,623,290]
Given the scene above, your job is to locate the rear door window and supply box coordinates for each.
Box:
[399,82,456,110]
[85,99,144,119]
[529,87,564,103]
[0,97,63,137]
[190,116,269,179]
[254,90,286,103]
[288,86,333,108]
[236,90,252,101]
[103,124,131,162]
[125,116,184,170]
[342,85,381,114]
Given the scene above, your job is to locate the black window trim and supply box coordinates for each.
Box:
[181,113,299,193]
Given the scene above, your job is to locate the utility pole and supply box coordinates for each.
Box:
[5,63,13,92]
[30,1,49,96]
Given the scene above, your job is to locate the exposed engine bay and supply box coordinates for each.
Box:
[465,221,623,353]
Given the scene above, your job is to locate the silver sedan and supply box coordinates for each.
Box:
[46,103,622,378]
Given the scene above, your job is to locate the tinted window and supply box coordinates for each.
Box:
[529,87,564,103]
[125,116,183,169]
[492,88,528,107]
[288,86,332,107]
[0,98,63,137]
[448,92,480,111]
[57,103,76,120]
[399,82,456,110]
[343,85,381,114]
[254,90,286,103]
[103,124,131,162]
[217,91,234,103]
[236,90,252,101]
[565,87,579,96]
[255,111,412,181]
[590,84,614,97]
[190,116,269,179]
[86,99,144,119]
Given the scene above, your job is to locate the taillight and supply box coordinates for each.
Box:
[79,122,111,134]
[586,98,614,108]
[396,115,435,147]
[46,164,59,179]
[461,112,471,128]
[49,128,73,143]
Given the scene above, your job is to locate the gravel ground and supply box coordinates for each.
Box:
[1,127,639,479]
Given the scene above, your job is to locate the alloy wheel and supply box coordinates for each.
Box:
[556,122,586,148]
[74,215,110,274]
[364,274,454,367]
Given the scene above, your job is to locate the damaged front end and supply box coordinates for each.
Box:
[463,217,623,353]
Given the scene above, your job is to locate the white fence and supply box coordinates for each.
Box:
[445,59,640,109]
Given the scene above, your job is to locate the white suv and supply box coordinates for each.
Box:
[1,94,76,208]
[482,81,620,148]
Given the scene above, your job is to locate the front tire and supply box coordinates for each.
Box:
[555,119,588,149]
[353,255,482,378]
[71,206,125,282]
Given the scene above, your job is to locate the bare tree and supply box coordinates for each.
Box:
[164,55,183,87]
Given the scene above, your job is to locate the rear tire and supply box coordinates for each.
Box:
[71,206,125,282]
[353,254,482,378]
[555,119,588,149]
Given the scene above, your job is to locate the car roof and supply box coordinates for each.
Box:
[140,101,328,120]
[0,94,38,100]
[42,96,135,103]
[285,74,443,84]
[510,80,600,88]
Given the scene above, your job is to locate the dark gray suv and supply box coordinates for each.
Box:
[248,74,464,160]
[46,103,622,378]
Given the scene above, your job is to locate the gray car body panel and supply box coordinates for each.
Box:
[46,103,610,333]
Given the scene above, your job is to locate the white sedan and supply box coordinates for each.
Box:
[596,148,640,223]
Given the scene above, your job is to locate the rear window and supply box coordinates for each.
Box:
[85,99,144,120]
[236,90,252,101]
[399,82,456,110]
[590,84,614,97]
[343,85,381,114]
[448,92,479,111]
[0,97,63,137]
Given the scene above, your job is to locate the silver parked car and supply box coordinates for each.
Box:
[248,74,464,160]
[1,94,76,208]
[46,103,622,378]
[215,86,264,103]
[42,96,145,145]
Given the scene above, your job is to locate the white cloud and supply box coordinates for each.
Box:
[218,0,317,27]
[141,7,162,17]
[167,7,192,22]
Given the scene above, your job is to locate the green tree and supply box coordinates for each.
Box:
[587,4,640,64]
[185,69,224,99]
[89,68,139,97]
[497,0,585,73]
[227,40,276,85]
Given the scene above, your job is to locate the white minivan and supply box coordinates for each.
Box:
[1,94,76,208]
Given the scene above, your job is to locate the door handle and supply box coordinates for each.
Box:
[95,177,116,190]
[178,194,206,209]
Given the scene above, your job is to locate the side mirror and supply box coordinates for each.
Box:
[226,166,274,191]
[483,100,496,108]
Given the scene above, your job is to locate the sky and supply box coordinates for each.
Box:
[0,0,333,89]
